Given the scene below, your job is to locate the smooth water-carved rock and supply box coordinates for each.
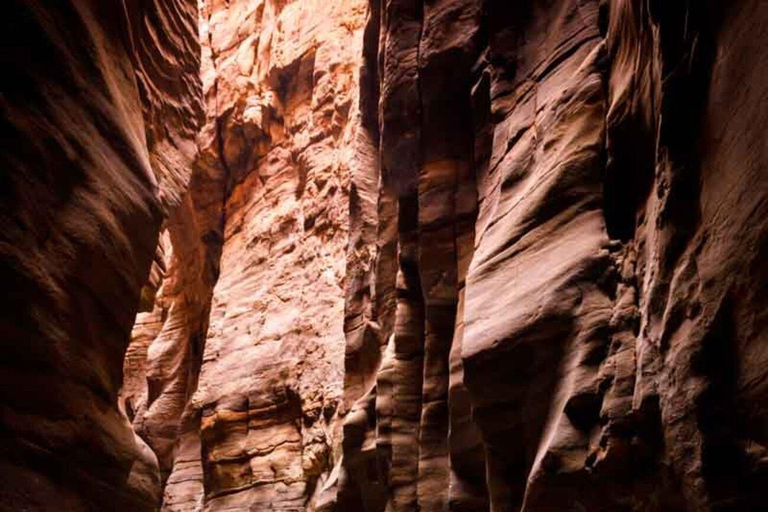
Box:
[2,0,766,511]
[335,1,768,511]
[0,1,202,511]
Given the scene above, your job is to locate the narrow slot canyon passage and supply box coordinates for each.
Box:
[1,1,767,512]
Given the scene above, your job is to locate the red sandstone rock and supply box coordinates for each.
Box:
[0,1,202,511]
[123,1,369,510]
[3,1,767,511]
[336,1,768,512]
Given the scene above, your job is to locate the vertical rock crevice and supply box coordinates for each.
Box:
[125,1,371,510]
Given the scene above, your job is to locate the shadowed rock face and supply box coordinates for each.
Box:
[0,1,202,511]
[336,1,768,512]
[2,0,767,511]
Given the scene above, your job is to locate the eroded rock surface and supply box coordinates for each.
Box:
[335,1,768,512]
[193,1,367,510]
[3,0,767,511]
[123,0,370,510]
[0,1,202,511]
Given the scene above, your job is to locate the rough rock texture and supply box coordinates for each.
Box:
[3,0,767,511]
[122,0,370,510]
[192,0,367,510]
[0,1,202,511]
[335,1,768,512]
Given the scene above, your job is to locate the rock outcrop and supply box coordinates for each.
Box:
[0,1,202,511]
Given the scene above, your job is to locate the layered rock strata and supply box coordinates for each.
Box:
[193,0,367,509]
[0,1,203,511]
[336,1,768,512]
[2,0,767,511]
[123,0,370,510]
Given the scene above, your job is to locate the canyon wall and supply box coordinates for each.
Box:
[1,0,766,511]
[0,1,202,511]
[122,0,370,510]
[335,1,768,512]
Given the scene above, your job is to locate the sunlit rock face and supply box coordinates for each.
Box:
[123,0,370,510]
[193,0,367,510]
[0,1,202,511]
